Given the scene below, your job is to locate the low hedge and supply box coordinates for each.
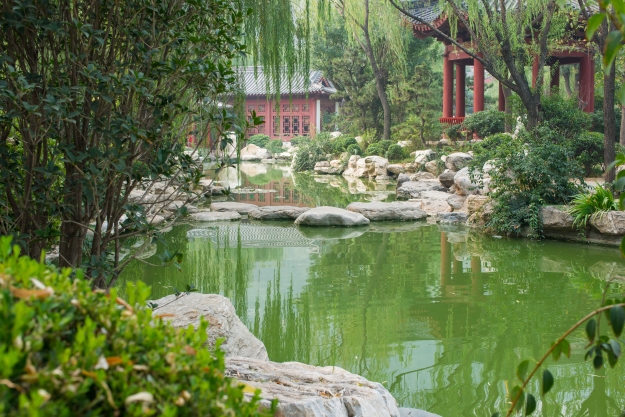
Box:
[0,237,273,416]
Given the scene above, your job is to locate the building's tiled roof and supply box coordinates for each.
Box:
[238,67,337,96]
[406,0,444,25]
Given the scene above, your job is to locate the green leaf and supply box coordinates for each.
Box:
[619,84,625,107]
[586,319,597,343]
[593,353,604,369]
[560,339,571,358]
[525,393,537,415]
[542,370,554,395]
[511,385,525,411]
[610,339,622,358]
[517,360,530,381]
[610,306,625,337]
[586,13,606,40]
[491,414,500,417]
[603,31,624,69]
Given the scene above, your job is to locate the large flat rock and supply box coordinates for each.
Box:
[590,211,625,235]
[189,211,241,222]
[226,357,406,417]
[295,206,370,227]
[396,180,447,200]
[540,206,574,230]
[210,202,259,214]
[249,206,311,220]
[152,293,268,360]
[346,202,427,221]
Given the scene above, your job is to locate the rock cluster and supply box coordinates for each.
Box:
[152,293,441,417]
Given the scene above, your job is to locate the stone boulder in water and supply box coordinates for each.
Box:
[294,206,370,227]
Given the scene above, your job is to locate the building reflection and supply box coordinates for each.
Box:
[232,177,309,208]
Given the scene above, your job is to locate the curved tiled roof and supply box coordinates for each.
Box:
[239,67,337,97]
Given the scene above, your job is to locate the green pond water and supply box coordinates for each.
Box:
[119,163,625,417]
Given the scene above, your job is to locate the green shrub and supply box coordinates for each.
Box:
[266,139,284,154]
[567,185,619,229]
[0,237,272,417]
[385,144,406,162]
[365,143,384,156]
[332,137,357,154]
[471,127,584,237]
[291,135,333,172]
[569,131,604,177]
[444,124,464,141]
[247,134,270,148]
[346,144,363,156]
[540,95,591,140]
[462,110,505,138]
[289,136,310,147]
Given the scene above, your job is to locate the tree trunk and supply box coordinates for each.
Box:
[604,63,616,183]
[504,87,513,133]
[620,105,625,146]
[562,67,573,98]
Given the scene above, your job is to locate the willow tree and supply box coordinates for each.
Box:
[324,0,407,140]
[390,0,571,130]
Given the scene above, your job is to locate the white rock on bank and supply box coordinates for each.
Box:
[248,206,311,220]
[241,144,272,161]
[540,206,574,230]
[346,202,427,221]
[189,211,241,222]
[414,149,435,168]
[295,206,370,227]
[590,211,625,235]
[226,356,405,417]
[445,152,473,171]
[396,180,448,200]
[152,293,268,360]
[210,202,259,214]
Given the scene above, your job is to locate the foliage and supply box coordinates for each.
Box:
[247,134,271,148]
[0,0,252,287]
[289,136,310,147]
[0,236,273,416]
[567,185,619,229]
[365,140,393,157]
[332,137,358,154]
[462,110,505,138]
[346,144,363,156]
[444,124,465,141]
[471,128,584,237]
[266,139,284,154]
[291,136,333,172]
[540,95,592,140]
[570,131,605,177]
[385,144,406,162]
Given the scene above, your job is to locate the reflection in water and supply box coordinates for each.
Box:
[207,162,396,208]
[119,220,625,417]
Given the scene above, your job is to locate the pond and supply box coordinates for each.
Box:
[119,163,625,417]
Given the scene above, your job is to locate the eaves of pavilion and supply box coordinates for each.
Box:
[406,1,596,126]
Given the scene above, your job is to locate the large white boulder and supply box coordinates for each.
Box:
[314,160,343,175]
[590,211,625,235]
[540,206,574,230]
[295,206,370,227]
[365,156,389,177]
[453,167,484,196]
[414,149,435,168]
[210,202,259,214]
[408,197,452,215]
[346,202,427,221]
[227,357,412,417]
[445,152,473,171]
[387,164,405,175]
[396,180,448,200]
[248,206,311,220]
[241,144,272,161]
[152,293,268,360]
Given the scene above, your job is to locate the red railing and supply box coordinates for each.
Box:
[439,116,465,125]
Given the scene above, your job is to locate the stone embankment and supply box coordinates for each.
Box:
[151,293,440,417]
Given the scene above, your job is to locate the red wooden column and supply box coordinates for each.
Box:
[579,53,595,113]
[532,57,539,88]
[473,57,485,112]
[498,82,505,111]
[456,64,466,117]
[443,52,454,118]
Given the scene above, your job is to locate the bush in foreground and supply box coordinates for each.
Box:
[0,237,272,416]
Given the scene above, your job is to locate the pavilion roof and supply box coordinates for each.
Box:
[238,67,337,97]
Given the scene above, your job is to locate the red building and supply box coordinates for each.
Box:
[240,67,339,141]
[406,2,595,126]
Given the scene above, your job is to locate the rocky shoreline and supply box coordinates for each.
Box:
[151,292,439,417]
